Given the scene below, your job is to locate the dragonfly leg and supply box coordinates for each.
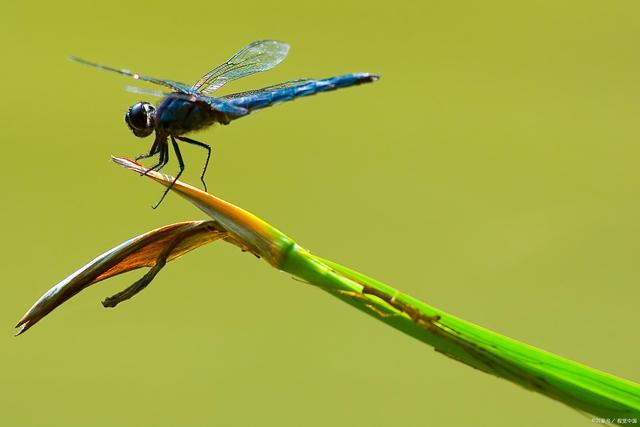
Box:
[135,138,161,161]
[176,136,212,192]
[142,141,169,177]
[152,136,184,209]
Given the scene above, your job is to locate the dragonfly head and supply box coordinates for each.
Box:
[125,101,156,138]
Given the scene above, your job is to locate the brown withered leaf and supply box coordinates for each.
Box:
[16,220,228,335]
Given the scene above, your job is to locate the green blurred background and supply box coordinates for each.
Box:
[2,1,639,425]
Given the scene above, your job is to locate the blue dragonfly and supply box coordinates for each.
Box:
[72,40,379,207]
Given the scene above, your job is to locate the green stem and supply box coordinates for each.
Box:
[279,244,640,422]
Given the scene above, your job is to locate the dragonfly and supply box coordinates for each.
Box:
[72,40,379,208]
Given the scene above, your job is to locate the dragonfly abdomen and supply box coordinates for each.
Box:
[225,73,379,113]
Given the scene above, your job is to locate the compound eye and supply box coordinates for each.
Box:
[125,102,155,138]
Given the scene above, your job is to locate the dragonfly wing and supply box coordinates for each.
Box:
[125,86,167,97]
[222,79,313,99]
[71,56,193,93]
[191,40,289,94]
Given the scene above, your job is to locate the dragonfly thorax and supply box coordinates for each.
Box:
[125,101,156,138]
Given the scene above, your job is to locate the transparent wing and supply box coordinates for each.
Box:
[221,79,313,99]
[71,56,193,93]
[125,86,167,97]
[191,40,289,94]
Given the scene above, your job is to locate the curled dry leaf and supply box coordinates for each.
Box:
[16,220,230,335]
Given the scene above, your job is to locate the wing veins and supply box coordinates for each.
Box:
[71,56,193,93]
[191,40,289,94]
